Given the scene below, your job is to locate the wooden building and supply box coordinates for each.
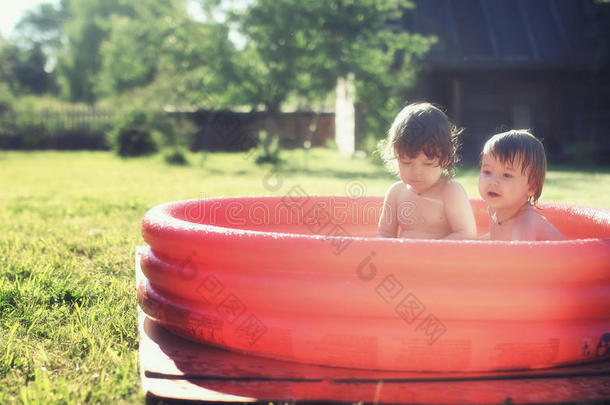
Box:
[401,0,610,164]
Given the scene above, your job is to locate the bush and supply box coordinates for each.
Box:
[153,113,197,149]
[0,83,14,115]
[0,85,16,138]
[110,110,158,157]
[0,96,113,150]
[163,148,189,165]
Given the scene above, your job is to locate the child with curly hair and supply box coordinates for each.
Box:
[377,103,477,239]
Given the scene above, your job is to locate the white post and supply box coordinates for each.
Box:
[335,74,356,155]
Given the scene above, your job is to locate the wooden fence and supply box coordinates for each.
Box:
[0,107,115,150]
[37,107,115,133]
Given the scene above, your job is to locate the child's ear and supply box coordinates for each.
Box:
[527,183,536,203]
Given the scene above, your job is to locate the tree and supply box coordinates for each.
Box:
[0,39,53,94]
[16,43,54,94]
[13,1,70,95]
[56,0,134,102]
[15,1,69,52]
[215,0,434,157]
[98,11,242,109]
[94,0,188,97]
[0,39,19,88]
[56,0,238,106]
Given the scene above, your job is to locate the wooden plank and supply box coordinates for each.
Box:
[136,247,610,403]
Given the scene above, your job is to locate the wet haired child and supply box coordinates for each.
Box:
[377,103,477,239]
[478,130,564,241]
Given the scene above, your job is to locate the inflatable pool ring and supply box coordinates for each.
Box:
[138,196,610,372]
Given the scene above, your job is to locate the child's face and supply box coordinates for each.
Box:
[397,151,443,194]
[478,152,534,211]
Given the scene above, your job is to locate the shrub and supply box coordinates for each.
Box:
[163,148,189,165]
[153,113,197,149]
[0,83,14,115]
[110,110,158,157]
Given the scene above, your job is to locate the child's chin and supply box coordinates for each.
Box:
[482,197,499,207]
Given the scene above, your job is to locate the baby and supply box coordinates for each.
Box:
[377,103,477,239]
[478,130,564,241]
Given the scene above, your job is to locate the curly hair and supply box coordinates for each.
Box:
[379,103,461,177]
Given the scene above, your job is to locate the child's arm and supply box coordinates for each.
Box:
[512,211,565,241]
[377,182,400,238]
[538,220,565,241]
[442,181,477,240]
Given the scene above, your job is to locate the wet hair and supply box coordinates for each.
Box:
[481,130,547,205]
[379,103,461,177]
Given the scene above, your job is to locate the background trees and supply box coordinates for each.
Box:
[205,0,434,157]
[2,0,433,148]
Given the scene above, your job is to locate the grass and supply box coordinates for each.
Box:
[0,148,608,404]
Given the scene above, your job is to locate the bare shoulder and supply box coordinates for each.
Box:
[441,179,469,201]
[382,181,405,206]
[514,209,565,241]
[385,181,406,198]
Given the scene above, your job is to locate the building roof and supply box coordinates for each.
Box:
[402,0,608,70]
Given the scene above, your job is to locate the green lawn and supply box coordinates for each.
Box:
[0,149,608,404]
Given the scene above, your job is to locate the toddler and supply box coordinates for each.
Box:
[377,103,477,239]
[478,130,564,241]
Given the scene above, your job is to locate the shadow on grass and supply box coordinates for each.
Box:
[200,154,395,181]
[273,166,393,180]
[200,165,393,180]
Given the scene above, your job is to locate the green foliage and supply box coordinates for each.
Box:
[163,148,189,165]
[157,113,197,149]
[57,0,155,101]
[0,40,20,90]
[15,43,54,94]
[0,93,19,147]
[0,39,55,95]
[247,0,431,98]
[95,16,159,96]
[110,110,158,157]
[10,104,44,148]
[0,97,112,150]
[218,0,435,153]
[154,20,244,108]
[7,0,435,150]
[0,100,56,149]
[95,1,189,98]
[0,83,14,115]
[49,0,243,107]
[14,1,68,50]
[8,0,435,141]
[57,0,111,101]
